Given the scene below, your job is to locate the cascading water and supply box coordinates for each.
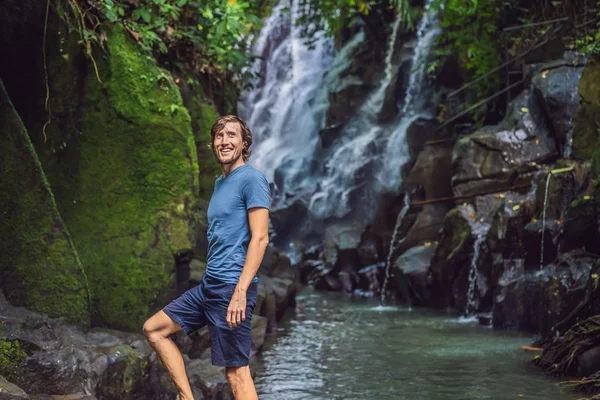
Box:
[465,224,489,316]
[540,172,552,269]
[381,193,411,302]
[241,0,440,232]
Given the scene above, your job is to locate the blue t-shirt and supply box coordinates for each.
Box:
[206,164,271,283]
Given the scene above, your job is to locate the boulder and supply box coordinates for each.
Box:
[572,60,600,161]
[269,198,308,241]
[492,252,594,333]
[393,244,437,305]
[452,92,557,197]
[532,62,584,155]
[0,79,90,327]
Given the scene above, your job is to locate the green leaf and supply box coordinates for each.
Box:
[140,8,152,23]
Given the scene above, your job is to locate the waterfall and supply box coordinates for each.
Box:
[540,173,552,269]
[381,193,411,302]
[241,0,440,230]
[377,2,440,190]
[465,226,488,316]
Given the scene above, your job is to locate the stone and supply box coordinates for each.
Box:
[0,376,26,397]
[572,60,600,161]
[269,198,308,241]
[577,346,600,378]
[250,316,267,356]
[393,244,437,305]
[532,64,584,155]
[452,93,556,197]
[0,79,90,327]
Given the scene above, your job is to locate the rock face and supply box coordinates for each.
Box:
[452,91,556,197]
[572,60,600,162]
[0,79,90,327]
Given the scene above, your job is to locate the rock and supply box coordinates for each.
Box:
[0,79,90,327]
[572,60,600,161]
[270,198,308,241]
[327,82,372,126]
[405,118,442,161]
[189,258,207,288]
[523,220,559,269]
[492,252,594,333]
[250,316,267,357]
[532,63,584,155]
[429,208,474,310]
[0,376,26,397]
[96,345,147,400]
[561,196,599,254]
[356,232,381,267]
[492,259,526,329]
[577,346,600,378]
[393,244,437,305]
[407,142,454,201]
[452,92,556,197]
[356,263,385,295]
[318,124,345,149]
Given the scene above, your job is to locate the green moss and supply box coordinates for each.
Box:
[33,23,200,331]
[185,95,221,199]
[445,209,472,262]
[0,79,90,327]
[572,59,600,161]
[0,340,26,379]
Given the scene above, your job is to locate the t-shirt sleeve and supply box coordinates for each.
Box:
[242,172,271,210]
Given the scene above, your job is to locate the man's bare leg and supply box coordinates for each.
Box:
[225,366,258,400]
[143,311,194,400]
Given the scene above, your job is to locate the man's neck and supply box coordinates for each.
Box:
[221,159,246,178]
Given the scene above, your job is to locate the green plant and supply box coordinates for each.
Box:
[296,0,417,45]
[0,340,27,378]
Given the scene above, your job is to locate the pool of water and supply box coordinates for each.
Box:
[253,288,578,400]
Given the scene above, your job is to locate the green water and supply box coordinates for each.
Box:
[253,289,579,400]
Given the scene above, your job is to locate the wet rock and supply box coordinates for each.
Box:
[577,346,600,378]
[357,232,381,267]
[270,198,308,241]
[318,123,345,149]
[327,82,372,126]
[561,196,599,254]
[429,208,474,309]
[572,60,600,160]
[492,259,526,330]
[96,345,147,400]
[523,220,559,269]
[406,118,443,161]
[0,376,26,397]
[393,244,437,305]
[452,93,556,197]
[532,62,584,154]
[250,316,267,357]
[492,252,594,333]
[189,258,207,288]
[356,263,385,295]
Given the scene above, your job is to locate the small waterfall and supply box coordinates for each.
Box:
[465,226,488,316]
[378,2,440,189]
[540,173,552,269]
[381,193,411,303]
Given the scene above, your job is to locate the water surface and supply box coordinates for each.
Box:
[253,289,578,400]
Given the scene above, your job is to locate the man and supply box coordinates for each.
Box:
[143,115,270,400]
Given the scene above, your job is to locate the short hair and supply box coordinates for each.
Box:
[210,115,252,162]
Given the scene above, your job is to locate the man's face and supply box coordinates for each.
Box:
[213,121,244,165]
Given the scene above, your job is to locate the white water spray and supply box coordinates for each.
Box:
[381,193,411,302]
[540,173,552,269]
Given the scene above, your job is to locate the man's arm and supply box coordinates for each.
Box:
[226,207,269,328]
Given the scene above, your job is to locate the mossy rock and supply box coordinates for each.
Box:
[572,58,600,161]
[96,344,148,399]
[72,24,199,330]
[0,79,90,327]
[30,23,200,331]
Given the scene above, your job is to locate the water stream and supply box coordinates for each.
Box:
[540,173,552,269]
[253,289,579,400]
[464,225,489,316]
[381,193,411,302]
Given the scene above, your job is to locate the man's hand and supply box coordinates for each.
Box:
[226,287,247,328]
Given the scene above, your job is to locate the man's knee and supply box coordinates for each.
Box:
[225,366,250,388]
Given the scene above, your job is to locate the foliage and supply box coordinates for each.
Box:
[0,340,27,378]
[296,0,417,45]
[430,0,503,96]
[569,0,600,55]
[58,0,270,79]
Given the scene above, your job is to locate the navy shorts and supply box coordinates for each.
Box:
[163,275,258,367]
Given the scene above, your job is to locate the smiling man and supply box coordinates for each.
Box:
[143,115,270,400]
